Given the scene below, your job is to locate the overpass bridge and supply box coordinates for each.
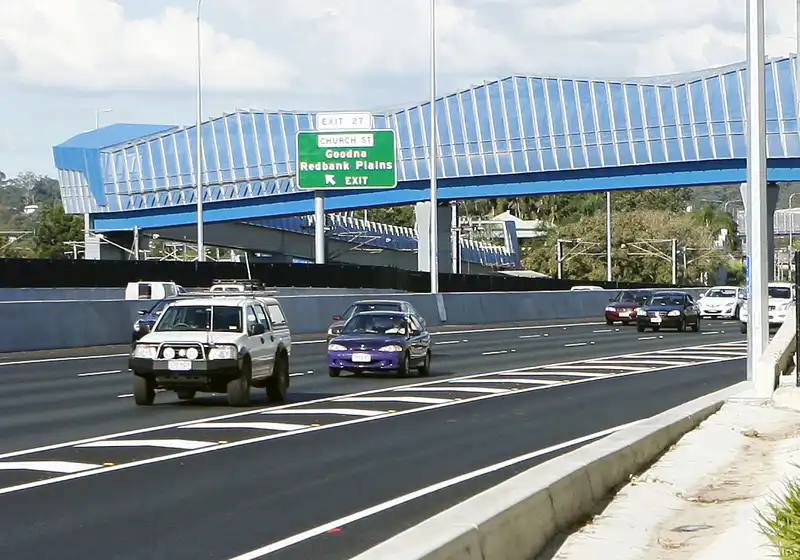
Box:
[53,55,800,274]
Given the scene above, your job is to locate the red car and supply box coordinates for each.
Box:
[604,290,653,325]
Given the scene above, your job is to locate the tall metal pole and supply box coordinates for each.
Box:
[428,0,439,293]
[195,0,206,262]
[557,240,563,279]
[606,191,612,282]
[314,192,325,264]
[671,238,677,285]
[746,0,768,383]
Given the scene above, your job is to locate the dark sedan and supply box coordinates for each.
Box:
[635,291,701,333]
[327,299,426,340]
[132,297,180,344]
[327,311,431,378]
[605,290,653,325]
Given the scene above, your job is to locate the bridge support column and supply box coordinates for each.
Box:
[740,181,779,281]
[416,201,455,273]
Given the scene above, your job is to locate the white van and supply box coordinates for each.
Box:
[125,281,186,301]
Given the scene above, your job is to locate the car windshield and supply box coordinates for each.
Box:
[345,302,402,319]
[613,291,640,302]
[147,298,174,315]
[706,288,737,298]
[648,295,684,306]
[769,287,792,299]
[342,314,406,335]
[155,305,243,332]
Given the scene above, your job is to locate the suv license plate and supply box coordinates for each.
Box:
[351,353,371,363]
[168,360,192,371]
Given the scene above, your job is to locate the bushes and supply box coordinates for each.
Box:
[759,476,800,559]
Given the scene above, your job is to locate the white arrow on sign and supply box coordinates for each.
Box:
[324,174,336,185]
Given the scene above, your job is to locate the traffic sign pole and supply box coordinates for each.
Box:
[314,191,325,264]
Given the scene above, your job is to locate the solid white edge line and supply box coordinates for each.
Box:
[261,408,386,417]
[0,350,744,497]
[224,419,644,560]
[0,461,101,473]
[0,338,745,463]
[0,321,604,367]
[181,422,309,432]
[77,370,120,377]
[76,439,217,450]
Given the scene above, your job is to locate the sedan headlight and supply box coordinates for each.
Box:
[667,310,681,316]
[605,306,615,312]
[378,345,403,352]
[132,344,157,359]
[208,345,237,360]
[328,343,347,351]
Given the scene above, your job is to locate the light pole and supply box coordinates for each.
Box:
[428,0,438,293]
[746,0,768,385]
[95,109,113,130]
[789,192,800,251]
[606,191,612,282]
[195,0,206,262]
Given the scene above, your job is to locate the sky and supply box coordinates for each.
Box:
[1,0,799,179]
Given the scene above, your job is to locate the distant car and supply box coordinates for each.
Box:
[327,310,431,378]
[132,297,183,344]
[605,290,653,325]
[697,286,745,320]
[635,291,701,333]
[739,282,796,334]
[327,299,426,340]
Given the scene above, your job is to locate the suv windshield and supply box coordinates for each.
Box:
[648,294,685,306]
[706,288,737,298]
[769,287,792,299]
[345,302,401,319]
[156,305,243,332]
[342,314,406,335]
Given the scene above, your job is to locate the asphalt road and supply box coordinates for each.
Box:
[0,317,748,559]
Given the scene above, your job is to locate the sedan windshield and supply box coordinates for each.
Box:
[769,287,792,299]
[345,303,402,319]
[648,295,684,306]
[706,288,737,298]
[156,305,243,332]
[147,298,174,316]
[342,314,406,335]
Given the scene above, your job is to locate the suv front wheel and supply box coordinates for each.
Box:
[227,358,252,407]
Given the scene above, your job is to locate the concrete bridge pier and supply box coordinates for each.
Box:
[739,181,780,281]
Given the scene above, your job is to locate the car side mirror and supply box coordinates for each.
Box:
[249,323,266,336]
[333,314,342,321]
[139,324,151,334]
[137,309,147,316]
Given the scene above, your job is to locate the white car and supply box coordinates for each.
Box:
[738,282,796,334]
[129,295,292,406]
[697,286,745,320]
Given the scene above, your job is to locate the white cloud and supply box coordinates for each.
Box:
[0,0,297,91]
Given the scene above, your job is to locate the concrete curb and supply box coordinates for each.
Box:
[351,380,752,560]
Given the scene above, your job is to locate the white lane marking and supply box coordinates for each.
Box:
[498,371,607,378]
[117,394,133,398]
[447,378,559,385]
[76,439,217,450]
[0,320,605,366]
[0,341,744,496]
[0,461,100,473]
[702,331,721,335]
[77,370,120,377]
[564,342,587,347]
[181,422,309,431]
[638,336,657,340]
[392,386,508,394]
[592,329,612,333]
[224,419,643,560]
[289,373,305,377]
[0,338,747,469]
[482,350,509,355]
[597,359,691,367]
[261,408,386,417]
[519,334,540,339]
[542,364,639,371]
[656,349,745,357]
[434,341,460,346]
[335,396,451,405]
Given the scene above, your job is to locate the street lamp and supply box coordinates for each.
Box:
[428,0,438,293]
[195,0,206,262]
[95,108,113,130]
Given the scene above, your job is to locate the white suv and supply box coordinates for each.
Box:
[129,295,292,406]
[738,282,795,334]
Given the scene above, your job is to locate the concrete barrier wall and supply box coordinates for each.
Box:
[351,381,750,560]
[0,287,407,301]
[0,287,710,353]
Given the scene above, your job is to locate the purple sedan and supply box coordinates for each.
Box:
[327,311,432,378]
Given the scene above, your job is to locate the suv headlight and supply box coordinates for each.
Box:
[132,344,157,359]
[378,345,403,352]
[328,343,347,351]
[208,345,237,360]
[667,310,681,316]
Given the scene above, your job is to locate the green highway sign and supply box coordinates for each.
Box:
[296,129,397,190]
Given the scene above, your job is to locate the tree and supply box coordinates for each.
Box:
[31,204,83,258]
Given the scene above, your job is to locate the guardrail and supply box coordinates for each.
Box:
[0,288,710,354]
[351,381,750,560]
[754,310,797,398]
